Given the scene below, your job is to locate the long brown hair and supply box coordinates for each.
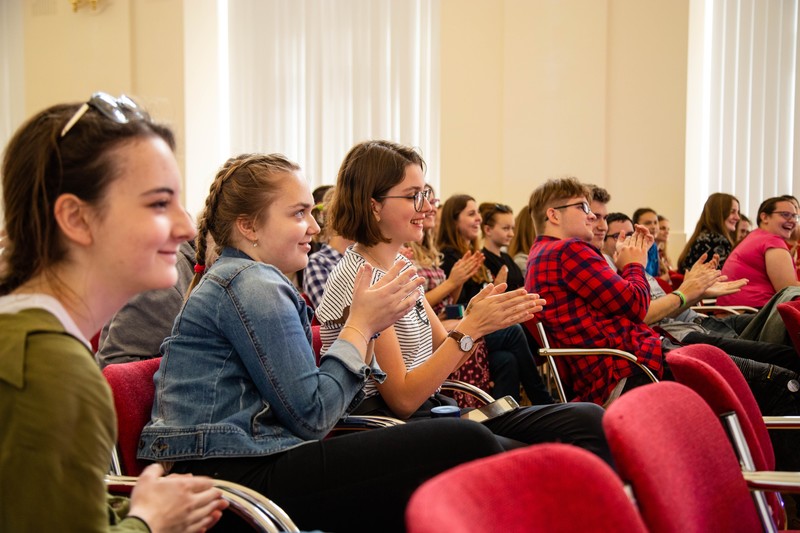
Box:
[677,192,739,269]
[1,100,174,295]
[508,205,536,258]
[409,184,440,268]
[188,154,301,294]
[437,194,491,283]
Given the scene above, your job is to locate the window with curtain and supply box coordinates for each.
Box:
[685,0,799,226]
[224,0,440,189]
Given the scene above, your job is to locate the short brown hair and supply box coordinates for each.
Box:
[587,184,611,204]
[528,177,590,234]
[329,140,425,246]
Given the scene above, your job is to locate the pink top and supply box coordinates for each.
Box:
[717,228,792,307]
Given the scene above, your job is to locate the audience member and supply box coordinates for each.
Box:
[138,153,508,533]
[97,239,195,367]
[507,205,536,276]
[437,194,554,403]
[526,178,800,413]
[735,214,752,245]
[480,202,524,290]
[316,140,610,460]
[718,196,800,307]
[302,187,353,308]
[632,207,660,277]
[0,94,227,531]
[677,192,740,273]
[587,185,610,251]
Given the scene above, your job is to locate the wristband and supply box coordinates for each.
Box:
[672,290,686,307]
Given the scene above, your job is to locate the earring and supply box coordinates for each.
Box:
[252,240,258,248]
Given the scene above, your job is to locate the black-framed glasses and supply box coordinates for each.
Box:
[552,201,591,215]
[606,232,628,240]
[377,188,432,212]
[771,211,800,222]
[60,92,149,138]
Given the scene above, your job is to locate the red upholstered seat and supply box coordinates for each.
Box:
[406,443,647,533]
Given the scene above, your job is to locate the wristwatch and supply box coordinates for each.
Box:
[447,330,475,352]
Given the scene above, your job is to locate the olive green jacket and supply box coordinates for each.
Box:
[0,308,148,532]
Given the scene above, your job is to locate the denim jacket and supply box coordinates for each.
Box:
[138,247,383,461]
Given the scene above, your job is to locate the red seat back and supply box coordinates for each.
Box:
[102,357,162,476]
[777,299,800,357]
[406,443,647,533]
[604,382,764,533]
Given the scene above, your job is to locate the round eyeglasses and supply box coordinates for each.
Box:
[552,201,591,215]
[377,188,432,212]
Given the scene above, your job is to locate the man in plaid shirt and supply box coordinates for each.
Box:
[525,177,665,405]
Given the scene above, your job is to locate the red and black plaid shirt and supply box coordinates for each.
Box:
[525,236,664,405]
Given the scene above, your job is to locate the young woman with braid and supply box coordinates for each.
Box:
[437,195,555,404]
[316,140,610,462]
[138,154,507,533]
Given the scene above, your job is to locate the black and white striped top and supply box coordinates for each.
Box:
[316,246,431,398]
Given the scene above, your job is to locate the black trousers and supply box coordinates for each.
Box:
[171,419,504,533]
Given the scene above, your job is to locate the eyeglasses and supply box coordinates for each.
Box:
[60,92,149,138]
[605,232,629,240]
[552,201,591,215]
[377,188,432,212]
[771,211,800,222]
[430,198,441,208]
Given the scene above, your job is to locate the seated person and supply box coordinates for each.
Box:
[525,177,800,413]
[718,196,800,307]
[316,140,611,463]
[138,153,512,533]
[677,192,740,273]
[601,213,799,373]
[479,202,525,290]
[97,239,195,367]
[302,186,353,309]
[632,207,660,277]
[508,205,536,276]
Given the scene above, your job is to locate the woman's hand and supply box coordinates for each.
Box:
[461,286,545,339]
[128,464,228,533]
[448,250,483,285]
[493,265,508,286]
[348,261,425,338]
[676,253,724,303]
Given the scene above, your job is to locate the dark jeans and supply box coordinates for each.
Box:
[171,419,504,533]
[683,330,800,373]
[484,324,555,404]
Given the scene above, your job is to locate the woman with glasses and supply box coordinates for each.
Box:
[480,203,525,291]
[0,94,228,531]
[717,196,800,307]
[677,192,741,273]
[316,140,610,462]
[437,195,555,405]
[138,152,510,533]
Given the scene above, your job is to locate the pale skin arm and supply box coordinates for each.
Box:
[424,251,484,307]
[373,284,545,419]
[765,247,800,292]
[127,464,228,533]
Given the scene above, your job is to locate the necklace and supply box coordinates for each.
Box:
[357,245,393,272]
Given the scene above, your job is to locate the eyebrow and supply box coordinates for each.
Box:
[288,202,314,209]
[140,187,175,197]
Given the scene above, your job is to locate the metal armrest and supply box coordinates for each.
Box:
[441,379,495,406]
[335,414,405,430]
[691,305,759,315]
[539,347,660,383]
[744,471,800,492]
[763,416,800,430]
[105,475,300,532]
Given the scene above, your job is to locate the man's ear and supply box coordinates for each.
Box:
[545,207,559,226]
[235,216,258,242]
[53,193,93,247]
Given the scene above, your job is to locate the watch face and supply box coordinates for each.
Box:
[459,336,474,351]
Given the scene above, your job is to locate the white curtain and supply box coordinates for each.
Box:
[686,0,799,226]
[0,0,24,161]
[224,0,440,188]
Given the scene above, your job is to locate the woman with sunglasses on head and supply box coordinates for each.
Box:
[480,203,525,291]
[0,94,228,531]
[138,153,507,533]
[437,195,555,405]
[677,192,741,273]
[717,196,800,307]
[317,141,609,462]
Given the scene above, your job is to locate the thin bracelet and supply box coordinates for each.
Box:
[672,290,686,307]
[342,324,371,346]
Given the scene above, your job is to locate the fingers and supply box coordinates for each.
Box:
[139,463,165,480]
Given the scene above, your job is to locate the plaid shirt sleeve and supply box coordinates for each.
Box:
[303,246,341,309]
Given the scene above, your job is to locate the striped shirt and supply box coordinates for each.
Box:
[316,247,430,398]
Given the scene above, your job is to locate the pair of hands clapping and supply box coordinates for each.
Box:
[460,283,546,339]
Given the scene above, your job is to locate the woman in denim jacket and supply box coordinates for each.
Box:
[138,154,506,533]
